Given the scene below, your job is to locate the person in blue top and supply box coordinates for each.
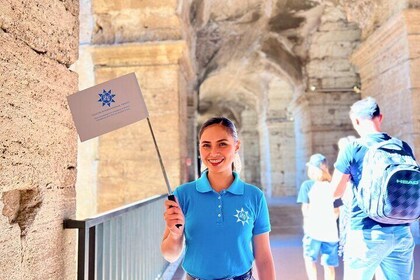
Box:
[331,97,416,280]
[161,117,276,280]
[297,153,341,280]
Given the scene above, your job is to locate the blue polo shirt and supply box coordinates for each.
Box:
[174,171,271,279]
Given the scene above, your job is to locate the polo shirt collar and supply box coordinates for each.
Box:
[196,170,244,195]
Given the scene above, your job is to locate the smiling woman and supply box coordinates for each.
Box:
[161,117,276,280]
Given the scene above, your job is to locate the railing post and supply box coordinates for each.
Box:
[75,225,88,279]
[64,195,168,280]
[89,226,96,280]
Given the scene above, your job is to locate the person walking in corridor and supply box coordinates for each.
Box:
[161,117,276,280]
[336,135,357,257]
[331,97,417,280]
[297,153,340,280]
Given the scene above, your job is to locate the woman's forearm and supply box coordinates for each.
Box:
[161,228,184,262]
[255,257,276,280]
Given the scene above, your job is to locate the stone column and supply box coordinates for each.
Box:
[290,91,358,191]
[91,42,194,212]
[0,1,79,279]
[289,93,314,191]
[240,109,261,188]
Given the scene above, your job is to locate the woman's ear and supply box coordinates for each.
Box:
[235,140,241,153]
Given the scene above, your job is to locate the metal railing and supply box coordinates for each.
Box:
[64,194,168,280]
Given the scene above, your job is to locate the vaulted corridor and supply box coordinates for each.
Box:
[1,1,420,279]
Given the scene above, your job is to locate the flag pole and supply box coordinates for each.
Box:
[146,117,182,228]
[146,117,172,193]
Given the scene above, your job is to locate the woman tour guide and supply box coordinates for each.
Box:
[161,117,276,280]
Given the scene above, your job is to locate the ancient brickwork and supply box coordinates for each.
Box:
[0,1,79,279]
[351,9,420,157]
[91,43,193,212]
[306,5,361,90]
[291,5,361,192]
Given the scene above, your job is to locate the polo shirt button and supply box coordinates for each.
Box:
[218,196,221,199]
[218,214,221,217]
[218,205,221,208]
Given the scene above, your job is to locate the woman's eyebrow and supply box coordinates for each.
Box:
[200,139,229,144]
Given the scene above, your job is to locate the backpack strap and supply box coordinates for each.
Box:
[374,137,402,148]
[357,136,403,150]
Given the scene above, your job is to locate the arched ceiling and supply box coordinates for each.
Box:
[190,0,416,119]
[193,0,325,122]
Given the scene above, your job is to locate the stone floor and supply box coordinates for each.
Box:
[268,234,420,280]
[169,234,420,280]
[166,195,420,280]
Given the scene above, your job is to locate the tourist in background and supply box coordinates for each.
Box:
[331,97,416,279]
[297,153,340,280]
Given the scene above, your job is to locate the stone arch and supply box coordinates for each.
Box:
[197,50,299,196]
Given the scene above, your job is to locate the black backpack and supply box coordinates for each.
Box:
[355,138,420,224]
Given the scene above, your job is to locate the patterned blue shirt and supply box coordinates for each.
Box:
[174,171,271,279]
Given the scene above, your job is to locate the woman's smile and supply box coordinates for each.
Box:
[207,157,224,166]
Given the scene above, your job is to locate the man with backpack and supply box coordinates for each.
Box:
[331,96,419,280]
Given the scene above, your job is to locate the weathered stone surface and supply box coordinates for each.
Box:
[351,9,420,157]
[0,0,79,64]
[342,0,411,39]
[92,0,182,44]
[89,42,190,212]
[0,26,77,279]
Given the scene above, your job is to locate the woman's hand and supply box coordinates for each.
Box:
[163,198,185,238]
[161,197,185,262]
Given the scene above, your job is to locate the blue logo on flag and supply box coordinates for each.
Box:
[98,89,116,107]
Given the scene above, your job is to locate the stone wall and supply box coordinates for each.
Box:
[91,42,193,212]
[291,4,361,191]
[0,0,79,279]
[342,0,414,39]
[73,0,196,213]
[351,9,420,158]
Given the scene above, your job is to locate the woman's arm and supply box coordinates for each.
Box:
[160,198,185,262]
[253,232,276,280]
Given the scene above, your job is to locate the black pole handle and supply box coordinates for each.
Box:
[168,194,182,229]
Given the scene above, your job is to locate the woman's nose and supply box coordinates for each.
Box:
[209,147,221,156]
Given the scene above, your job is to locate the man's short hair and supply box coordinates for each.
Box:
[350,96,381,119]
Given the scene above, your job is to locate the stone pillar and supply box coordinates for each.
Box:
[240,109,261,188]
[91,42,194,212]
[0,1,79,279]
[259,113,273,197]
[290,91,359,191]
[351,9,420,156]
[72,0,99,219]
[290,94,312,192]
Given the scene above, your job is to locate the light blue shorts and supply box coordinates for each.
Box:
[302,234,339,267]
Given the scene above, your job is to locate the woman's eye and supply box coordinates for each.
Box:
[219,142,227,147]
[202,144,210,148]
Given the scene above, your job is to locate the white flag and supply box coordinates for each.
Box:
[67,73,149,142]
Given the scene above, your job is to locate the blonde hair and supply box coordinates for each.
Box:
[307,164,332,182]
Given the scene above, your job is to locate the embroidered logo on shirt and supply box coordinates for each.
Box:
[234,208,250,225]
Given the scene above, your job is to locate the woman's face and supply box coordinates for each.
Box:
[199,124,240,174]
